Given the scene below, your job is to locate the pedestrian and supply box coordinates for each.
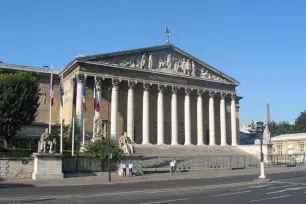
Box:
[170,160,175,175]
[121,161,127,177]
[128,163,134,176]
[173,159,177,172]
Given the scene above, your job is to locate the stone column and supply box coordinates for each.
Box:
[209,91,216,146]
[236,102,240,145]
[184,88,192,145]
[110,79,120,141]
[231,94,238,146]
[171,86,179,145]
[197,89,204,145]
[127,80,136,142]
[157,84,165,145]
[142,83,151,144]
[220,93,227,146]
[76,74,84,135]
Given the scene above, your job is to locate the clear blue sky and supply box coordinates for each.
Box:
[1,0,305,124]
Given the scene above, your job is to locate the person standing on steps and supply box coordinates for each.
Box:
[128,163,134,176]
[173,159,177,172]
[121,161,127,177]
[170,160,175,175]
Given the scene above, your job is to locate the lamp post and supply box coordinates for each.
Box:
[256,121,266,179]
[107,85,112,182]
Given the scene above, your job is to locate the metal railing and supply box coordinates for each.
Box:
[142,154,306,172]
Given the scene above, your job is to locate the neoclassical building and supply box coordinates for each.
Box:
[61,44,242,146]
[0,44,242,148]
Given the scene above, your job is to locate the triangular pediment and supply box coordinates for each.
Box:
[78,44,240,85]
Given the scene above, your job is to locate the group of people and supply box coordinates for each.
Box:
[170,159,177,175]
[120,161,134,177]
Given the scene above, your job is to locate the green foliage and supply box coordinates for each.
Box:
[0,72,40,146]
[0,148,36,157]
[295,110,306,133]
[268,121,280,136]
[268,121,295,136]
[82,139,124,163]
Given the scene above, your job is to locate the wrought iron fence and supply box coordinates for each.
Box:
[142,154,306,172]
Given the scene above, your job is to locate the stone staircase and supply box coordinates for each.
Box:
[134,144,247,156]
[133,145,261,172]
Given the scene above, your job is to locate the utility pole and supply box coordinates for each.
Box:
[256,121,266,179]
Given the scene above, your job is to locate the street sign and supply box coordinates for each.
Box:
[108,153,112,159]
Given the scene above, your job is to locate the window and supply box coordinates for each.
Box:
[277,145,283,155]
[300,143,304,152]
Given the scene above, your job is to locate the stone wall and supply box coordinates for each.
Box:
[237,144,273,162]
[0,158,34,181]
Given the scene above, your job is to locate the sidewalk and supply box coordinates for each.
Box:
[1,166,305,187]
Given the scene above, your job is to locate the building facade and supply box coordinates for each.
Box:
[1,44,242,148]
[271,133,306,155]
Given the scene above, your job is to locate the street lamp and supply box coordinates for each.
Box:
[107,85,112,182]
[256,121,266,179]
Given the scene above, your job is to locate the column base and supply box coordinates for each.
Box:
[209,143,217,146]
[171,143,180,145]
[220,143,228,146]
[231,143,238,146]
[142,143,152,145]
[197,143,206,146]
[157,143,166,145]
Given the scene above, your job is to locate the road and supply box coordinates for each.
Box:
[0,170,306,204]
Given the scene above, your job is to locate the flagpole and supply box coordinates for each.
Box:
[49,65,53,134]
[83,118,85,144]
[60,102,63,153]
[93,76,96,139]
[72,116,75,156]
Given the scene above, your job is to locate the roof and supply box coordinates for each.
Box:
[64,44,240,85]
[271,133,306,141]
[0,62,59,75]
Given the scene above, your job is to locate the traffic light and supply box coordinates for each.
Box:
[256,121,264,136]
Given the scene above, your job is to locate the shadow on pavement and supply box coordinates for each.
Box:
[0,183,34,189]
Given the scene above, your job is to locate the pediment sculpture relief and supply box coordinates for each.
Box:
[94,52,228,82]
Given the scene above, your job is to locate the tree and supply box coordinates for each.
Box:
[82,139,124,171]
[294,110,306,133]
[268,121,280,136]
[0,72,40,148]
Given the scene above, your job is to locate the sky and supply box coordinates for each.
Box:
[1,0,306,124]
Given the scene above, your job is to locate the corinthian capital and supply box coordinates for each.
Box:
[76,74,85,82]
[172,86,179,94]
[231,93,237,100]
[128,80,137,89]
[158,84,166,92]
[209,91,216,98]
[185,88,192,95]
[197,89,204,97]
[143,82,152,91]
[112,78,120,91]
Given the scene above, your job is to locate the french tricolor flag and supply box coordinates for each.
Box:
[49,69,54,106]
[93,76,100,112]
[82,74,87,111]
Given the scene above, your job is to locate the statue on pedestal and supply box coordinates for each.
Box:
[119,132,135,154]
[38,128,56,153]
[94,116,104,139]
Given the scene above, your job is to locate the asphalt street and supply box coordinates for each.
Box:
[0,170,306,204]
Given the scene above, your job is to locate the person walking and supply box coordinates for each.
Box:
[121,161,127,177]
[128,163,134,176]
[170,160,175,175]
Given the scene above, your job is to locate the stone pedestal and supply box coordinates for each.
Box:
[31,153,64,180]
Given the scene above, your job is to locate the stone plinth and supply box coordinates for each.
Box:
[31,153,64,180]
